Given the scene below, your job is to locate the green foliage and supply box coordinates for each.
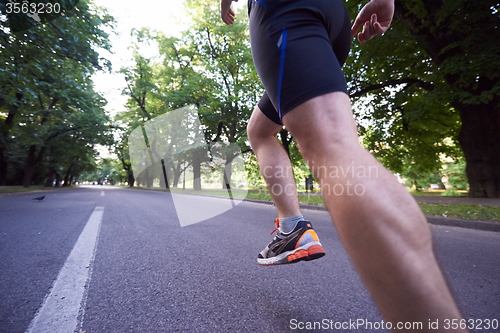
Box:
[346,1,461,176]
[0,0,80,34]
[345,0,500,197]
[117,3,261,188]
[440,189,462,197]
[0,0,114,186]
[182,3,258,147]
[443,159,469,190]
[244,153,266,189]
[114,0,498,194]
[404,172,444,191]
[79,157,125,184]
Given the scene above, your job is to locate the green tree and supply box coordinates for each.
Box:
[115,132,136,187]
[444,159,469,191]
[119,3,261,190]
[119,32,178,189]
[183,1,259,188]
[0,0,114,186]
[345,0,500,197]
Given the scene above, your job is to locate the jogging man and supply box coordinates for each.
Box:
[221,0,467,330]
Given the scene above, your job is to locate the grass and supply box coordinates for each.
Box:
[408,189,468,197]
[170,188,247,198]
[419,203,500,222]
[170,188,500,222]
[0,186,74,194]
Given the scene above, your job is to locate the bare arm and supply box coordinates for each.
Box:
[221,0,238,25]
[351,0,395,43]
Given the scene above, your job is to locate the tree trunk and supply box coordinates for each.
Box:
[171,161,183,188]
[54,171,61,186]
[192,149,203,191]
[63,174,70,186]
[457,102,500,198]
[160,159,170,189]
[128,172,135,187]
[0,146,8,186]
[193,161,201,190]
[63,157,78,186]
[119,157,135,187]
[0,94,22,186]
[145,167,153,188]
[44,165,55,187]
[22,145,46,187]
[22,145,36,187]
[22,165,35,187]
[222,154,236,190]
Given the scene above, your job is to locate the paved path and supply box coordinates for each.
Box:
[0,186,499,332]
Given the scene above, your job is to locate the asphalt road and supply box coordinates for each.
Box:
[0,186,499,332]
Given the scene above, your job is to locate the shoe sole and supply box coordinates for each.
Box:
[257,243,325,266]
[288,245,325,263]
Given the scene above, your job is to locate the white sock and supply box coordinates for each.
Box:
[279,215,304,234]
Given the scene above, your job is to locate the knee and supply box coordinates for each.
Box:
[247,108,280,149]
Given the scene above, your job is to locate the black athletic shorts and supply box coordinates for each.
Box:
[248,0,351,125]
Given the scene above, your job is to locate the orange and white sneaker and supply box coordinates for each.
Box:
[257,218,325,266]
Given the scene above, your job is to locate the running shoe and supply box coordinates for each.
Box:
[257,218,325,266]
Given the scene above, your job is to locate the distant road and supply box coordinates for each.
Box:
[1,186,499,332]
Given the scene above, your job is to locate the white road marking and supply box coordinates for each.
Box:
[26,206,104,333]
[100,191,105,196]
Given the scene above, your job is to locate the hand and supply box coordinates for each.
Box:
[351,0,395,43]
[221,0,238,25]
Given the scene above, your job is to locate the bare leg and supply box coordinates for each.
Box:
[283,92,465,331]
[247,107,301,218]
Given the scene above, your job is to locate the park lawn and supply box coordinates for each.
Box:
[418,203,500,222]
[0,185,80,195]
[247,191,500,222]
[0,186,56,193]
